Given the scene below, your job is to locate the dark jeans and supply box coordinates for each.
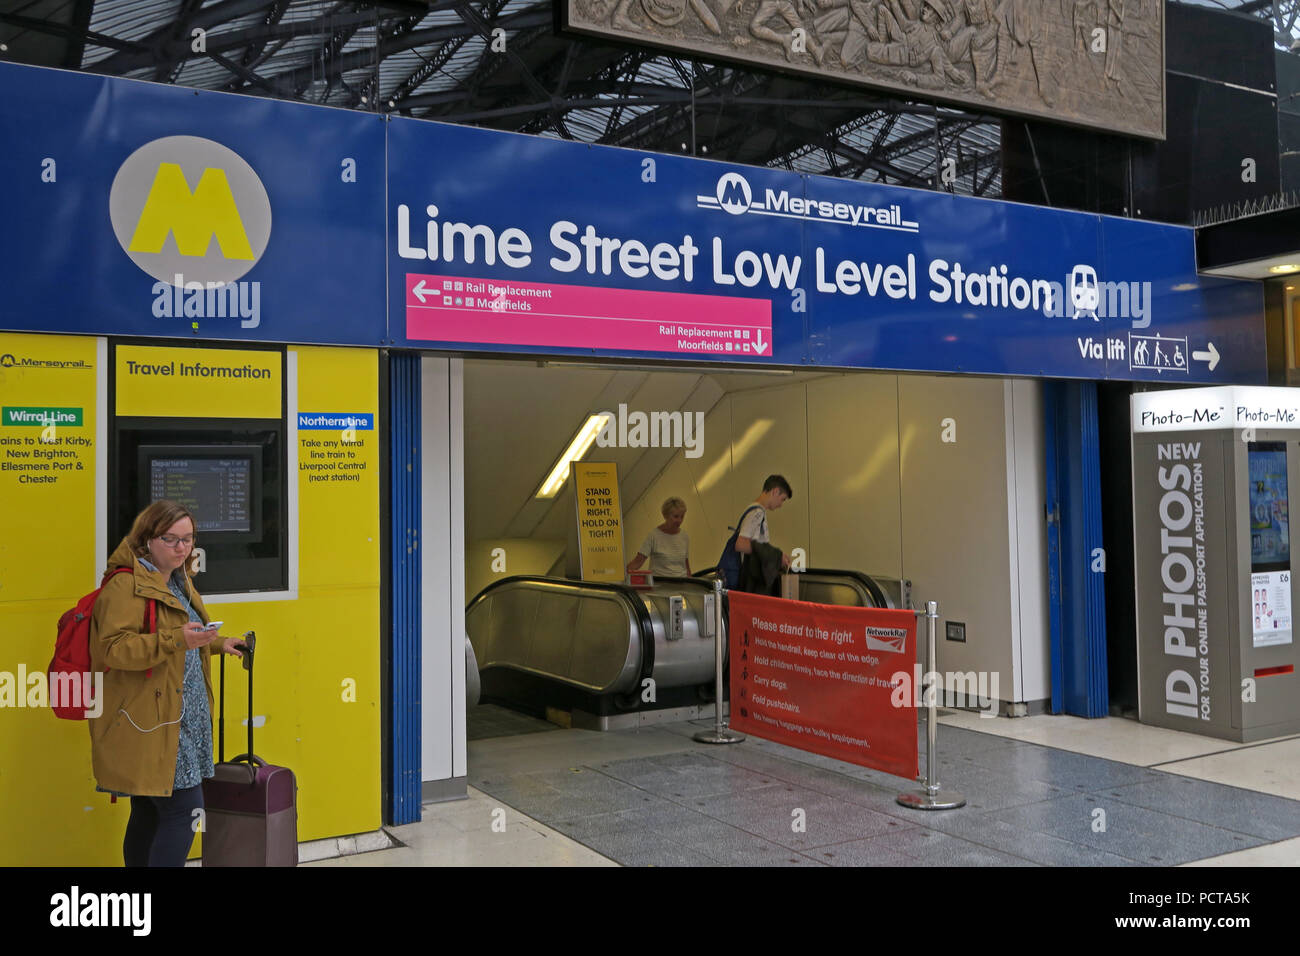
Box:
[124,785,204,867]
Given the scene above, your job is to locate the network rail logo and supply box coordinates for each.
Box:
[109,136,270,328]
[697,172,919,233]
[864,625,908,654]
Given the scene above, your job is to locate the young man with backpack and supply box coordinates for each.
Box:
[717,475,792,594]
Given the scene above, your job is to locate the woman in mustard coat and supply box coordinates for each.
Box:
[89,499,244,867]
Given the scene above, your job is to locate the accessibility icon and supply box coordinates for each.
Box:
[1129,332,1189,374]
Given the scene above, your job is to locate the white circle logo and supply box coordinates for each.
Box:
[108,136,272,286]
[716,173,752,215]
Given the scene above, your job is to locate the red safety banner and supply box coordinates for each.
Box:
[728,591,918,780]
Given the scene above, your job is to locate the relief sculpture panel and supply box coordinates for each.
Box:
[564,0,1165,139]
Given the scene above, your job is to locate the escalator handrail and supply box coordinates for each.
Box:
[641,574,718,591]
[467,573,642,613]
[694,565,891,608]
[800,567,891,609]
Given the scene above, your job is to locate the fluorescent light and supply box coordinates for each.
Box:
[1268,264,1300,274]
[535,414,612,498]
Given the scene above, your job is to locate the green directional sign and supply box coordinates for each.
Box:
[1,407,83,427]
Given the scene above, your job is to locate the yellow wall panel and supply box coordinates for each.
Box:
[187,589,382,849]
[294,347,381,590]
[0,336,382,865]
[0,601,129,866]
[290,589,383,838]
[0,333,99,602]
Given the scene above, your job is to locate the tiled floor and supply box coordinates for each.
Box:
[319,709,1300,867]
[303,786,616,867]
[466,702,561,741]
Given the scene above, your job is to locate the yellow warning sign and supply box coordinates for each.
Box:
[573,461,624,584]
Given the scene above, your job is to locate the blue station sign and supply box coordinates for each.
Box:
[387,119,1265,383]
[0,62,386,346]
[0,61,1267,384]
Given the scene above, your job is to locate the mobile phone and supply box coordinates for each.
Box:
[204,621,224,631]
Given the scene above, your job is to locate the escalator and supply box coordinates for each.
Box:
[466,568,909,729]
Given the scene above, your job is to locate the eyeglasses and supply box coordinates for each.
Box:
[157,534,195,548]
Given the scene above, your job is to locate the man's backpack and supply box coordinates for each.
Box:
[49,567,156,719]
[716,504,764,590]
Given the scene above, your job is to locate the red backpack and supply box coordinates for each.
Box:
[49,567,156,719]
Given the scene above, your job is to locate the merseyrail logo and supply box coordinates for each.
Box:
[713,173,753,215]
[697,172,918,233]
[109,136,272,287]
[0,353,93,371]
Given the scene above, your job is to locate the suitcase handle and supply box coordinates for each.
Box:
[226,753,267,785]
[218,631,257,763]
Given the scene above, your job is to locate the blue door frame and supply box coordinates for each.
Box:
[388,353,422,824]
[1044,380,1110,717]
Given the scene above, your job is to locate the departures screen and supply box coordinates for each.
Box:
[148,457,253,533]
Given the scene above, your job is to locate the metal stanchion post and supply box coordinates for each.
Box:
[897,600,965,810]
[695,578,745,745]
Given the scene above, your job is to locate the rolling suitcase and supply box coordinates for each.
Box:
[202,632,298,866]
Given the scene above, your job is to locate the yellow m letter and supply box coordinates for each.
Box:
[128,163,254,259]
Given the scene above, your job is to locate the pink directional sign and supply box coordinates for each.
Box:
[404,274,773,357]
